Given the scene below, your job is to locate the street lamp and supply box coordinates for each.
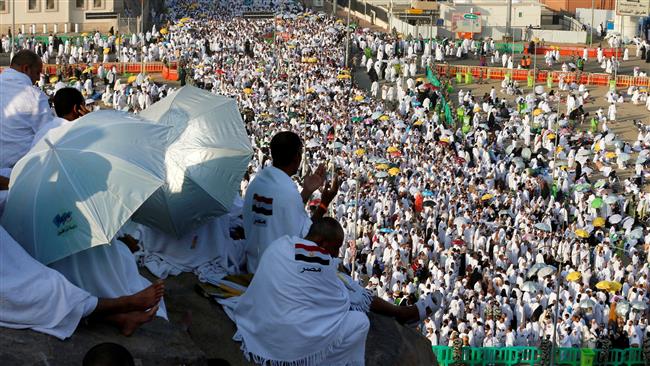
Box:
[344,0,351,67]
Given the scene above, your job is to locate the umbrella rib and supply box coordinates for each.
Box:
[31,152,53,261]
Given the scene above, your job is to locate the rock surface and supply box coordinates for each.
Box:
[0,270,435,366]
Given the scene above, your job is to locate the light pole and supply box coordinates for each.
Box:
[10,0,15,60]
[141,0,145,75]
[344,0,351,67]
[590,0,595,48]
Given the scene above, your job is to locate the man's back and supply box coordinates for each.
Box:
[0,68,53,169]
[242,166,311,273]
[233,235,354,363]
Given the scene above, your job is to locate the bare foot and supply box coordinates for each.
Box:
[111,305,159,336]
[122,281,164,312]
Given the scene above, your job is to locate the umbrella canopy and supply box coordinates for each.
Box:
[481,193,493,201]
[575,229,589,238]
[534,222,551,232]
[591,197,603,208]
[526,263,547,278]
[631,301,647,311]
[133,86,253,238]
[593,217,605,227]
[375,171,389,178]
[521,281,539,292]
[596,280,622,293]
[609,214,622,224]
[566,271,582,282]
[0,111,170,264]
[454,217,468,226]
[537,265,557,278]
[579,299,596,309]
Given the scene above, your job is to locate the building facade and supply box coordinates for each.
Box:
[0,0,144,36]
[539,0,615,14]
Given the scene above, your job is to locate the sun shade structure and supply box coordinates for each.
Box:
[1,110,170,264]
[133,86,253,238]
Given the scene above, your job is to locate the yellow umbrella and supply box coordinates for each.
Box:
[376,163,389,170]
[388,167,400,176]
[379,115,390,121]
[566,272,582,282]
[255,67,265,73]
[387,146,399,153]
[353,95,364,102]
[547,133,556,140]
[103,47,110,55]
[81,32,88,37]
[605,151,616,159]
[607,281,622,292]
[416,77,425,82]
[596,280,610,290]
[413,120,424,126]
[127,75,137,83]
[243,88,253,95]
[594,144,602,152]
[337,74,351,79]
[306,88,315,93]
[160,28,168,35]
[82,67,93,74]
[49,75,59,84]
[307,57,318,64]
[556,146,563,153]
[481,193,493,201]
[339,69,350,75]
[575,229,589,238]
[533,109,542,116]
[354,148,365,156]
[180,17,192,22]
[593,217,605,227]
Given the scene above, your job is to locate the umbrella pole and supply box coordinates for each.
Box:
[550,265,562,366]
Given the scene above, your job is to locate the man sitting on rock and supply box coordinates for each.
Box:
[0,224,163,339]
[232,218,441,365]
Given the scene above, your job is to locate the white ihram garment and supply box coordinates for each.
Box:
[0,225,97,339]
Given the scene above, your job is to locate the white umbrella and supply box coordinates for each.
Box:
[521,148,531,161]
[534,222,551,232]
[604,196,618,205]
[609,214,622,224]
[631,301,647,311]
[521,281,539,292]
[527,263,547,278]
[134,86,253,238]
[616,301,630,316]
[537,265,557,278]
[579,299,596,309]
[0,111,170,264]
[622,217,634,230]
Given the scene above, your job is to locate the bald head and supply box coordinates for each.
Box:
[305,217,344,257]
[10,50,43,84]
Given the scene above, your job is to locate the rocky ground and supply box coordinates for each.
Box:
[0,270,436,366]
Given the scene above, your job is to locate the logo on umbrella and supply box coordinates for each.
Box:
[53,211,77,236]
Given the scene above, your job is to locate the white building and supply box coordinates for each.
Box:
[439,0,543,40]
[0,0,145,35]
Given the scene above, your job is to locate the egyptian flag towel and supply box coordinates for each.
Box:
[232,235,355,365]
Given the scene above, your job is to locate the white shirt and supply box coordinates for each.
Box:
[0,68,54,169]
[243,166,311,273]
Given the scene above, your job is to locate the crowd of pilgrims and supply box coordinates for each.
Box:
[2,0,650,354]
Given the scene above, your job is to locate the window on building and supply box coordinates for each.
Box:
[46,0,55,10]
[0,0,6,12]
[28,0,38,11]
[93,0,102,8]
[76,0,84,8]
[518,12,523,17]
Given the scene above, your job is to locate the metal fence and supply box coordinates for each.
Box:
[118,17,138,35]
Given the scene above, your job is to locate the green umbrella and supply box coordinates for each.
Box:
[591,197,603,209]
